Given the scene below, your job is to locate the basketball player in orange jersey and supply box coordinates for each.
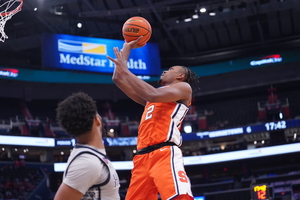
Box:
[107,37,199,200]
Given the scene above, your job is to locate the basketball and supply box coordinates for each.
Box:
[122,16,152,46]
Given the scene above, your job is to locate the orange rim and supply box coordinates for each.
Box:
[0,0,23,17]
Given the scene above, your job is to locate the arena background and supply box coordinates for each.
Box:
[0,0,300,200]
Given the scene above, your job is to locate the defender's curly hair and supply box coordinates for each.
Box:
[56,92,97,137]
[180,66,200,91]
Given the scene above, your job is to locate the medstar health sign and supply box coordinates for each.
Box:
[42,33,161,75]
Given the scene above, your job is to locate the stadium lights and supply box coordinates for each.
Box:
[199,8,206,13]
[209,11,216,16]
[220,145,225,150]
[184,124,192,133]
[77,22,82,28]
[184,18,192,22]
[192,14,199,19]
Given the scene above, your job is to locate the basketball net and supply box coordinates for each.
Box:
[0,0,23,42]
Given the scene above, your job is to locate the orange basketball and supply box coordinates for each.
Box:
[122,16,152,46]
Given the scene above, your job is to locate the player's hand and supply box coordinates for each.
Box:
[106,47,128,72]
[123,36,146,50]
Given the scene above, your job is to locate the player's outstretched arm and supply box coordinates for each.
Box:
[112,67,146,106]
[107,47,192,104]
[110,37,146,106]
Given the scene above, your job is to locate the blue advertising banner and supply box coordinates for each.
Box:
[186,119,300,141]
[1,119,299,147]
[0,67,160,83]
[190,50,300,77]
[42,33,161,76]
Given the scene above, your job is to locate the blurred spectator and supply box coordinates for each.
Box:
[0,165,43,200]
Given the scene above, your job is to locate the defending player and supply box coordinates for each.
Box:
[54,92,120,200]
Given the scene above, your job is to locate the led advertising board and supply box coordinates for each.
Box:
[42,33,161,76]
[54,143,300,171]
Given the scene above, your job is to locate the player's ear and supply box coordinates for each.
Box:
[177,73,185,81]
[95,113,102,126]
[96,114,106,135]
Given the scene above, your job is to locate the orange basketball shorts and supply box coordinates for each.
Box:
[125,145,193,200]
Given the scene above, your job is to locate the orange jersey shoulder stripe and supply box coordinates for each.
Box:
[137,101,189,150]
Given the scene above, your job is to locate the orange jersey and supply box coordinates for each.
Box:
[137,101,189,150]
[125,145,194,200]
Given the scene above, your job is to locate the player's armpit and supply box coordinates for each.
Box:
[54,183,83,200]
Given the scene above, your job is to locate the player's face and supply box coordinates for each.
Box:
[159,66,184,85]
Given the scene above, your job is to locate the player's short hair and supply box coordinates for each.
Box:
[56,92,97,137]
[180,66,200,91]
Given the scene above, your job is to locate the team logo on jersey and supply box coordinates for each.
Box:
[160,148,168,151]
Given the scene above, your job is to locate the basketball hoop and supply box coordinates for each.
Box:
[0,0,23,42]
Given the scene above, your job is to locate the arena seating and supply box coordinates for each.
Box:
[0,80,299,139]
[0,80,300,200]
[0,164,45,200]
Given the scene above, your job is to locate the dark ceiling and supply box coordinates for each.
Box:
[1,0,300,70]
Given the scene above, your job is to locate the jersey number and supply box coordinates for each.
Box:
[145,105,155,120]
[178,171,188,183]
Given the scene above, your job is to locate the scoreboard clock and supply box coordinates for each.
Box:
[251,184,270,200]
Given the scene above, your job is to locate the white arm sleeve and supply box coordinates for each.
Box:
[63,153,107,194]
